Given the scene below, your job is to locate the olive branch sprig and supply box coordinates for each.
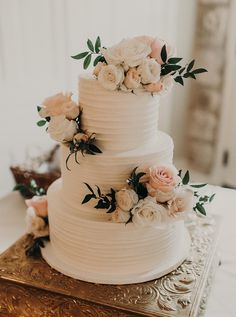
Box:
[71,36,106,69]
[160,45,208,86]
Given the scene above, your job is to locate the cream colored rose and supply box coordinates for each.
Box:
[168,188,194,217]
[48,115,78,142]
[73,132,89,143]
[25,195,48,218]
[144,82,163,93]
[111,207,131,223]
[26,207,49,238]
[123,68,141,89]
[101,38,151,68]
[39,92,79,119]
[148,165,181,193]
[115,189,139,212]
[98,64,124,91]
[93,61,106,77]
[134,35,154,47]
[146,183,175,203]
[137,58,161,84]
[131,196,165,227]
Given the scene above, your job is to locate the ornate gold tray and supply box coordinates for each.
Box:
[0,216,219,317]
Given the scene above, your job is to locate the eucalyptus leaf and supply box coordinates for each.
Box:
[209,193,216,202]
[196,203,206,215]
[83,54,92,69]
[190,183,207,188]
[192,68,208,74]
[71,51,89,59]
[187,59,195,72]
[174,76,184,86]
[82,194,95,204]
[161,45,167,63]
[37,120,46,127]
[93,55,104,66]
[84,182,94,194]
[168,57,182,64]
[87,39,94,52]
[182,170,190,185]
[95,36,101,53]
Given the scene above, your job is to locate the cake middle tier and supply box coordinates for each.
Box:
[61,131,173,220]
[79,74,160,152]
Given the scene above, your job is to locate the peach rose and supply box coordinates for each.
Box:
[25,195,48,218]
[144,82,163,93]
[123,68,141,89]
[150,38,175,65]
[148,165,181,193]
[39,92,79,119]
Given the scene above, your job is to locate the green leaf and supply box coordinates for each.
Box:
[89,143,102,153]
[168,57,182,64]
[93,55,103,66]
[84,182,94,194]
[178,169,182,177]
[136,172,146,181]
[83,54,92,69]
[96,185,101,197]
[37,120,46,127]
[196,203,206,215]
[161,45,167,63]
[87,39,94,52]
[209,193,216,202]
[182,170,190,185]
[174,76,184,86]
[71,51,89,59]
[187,59,195,72]
[192,68,208,74]
[179,67,185,75]
[37,106,42,112]
[161,64,181,76]
[95,36,101,53]
[190,184,207,188]
[82,194,95,204]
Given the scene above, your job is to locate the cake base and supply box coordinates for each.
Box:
[41,227,190,284]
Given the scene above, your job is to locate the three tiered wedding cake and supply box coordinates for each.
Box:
[25,35,209,284]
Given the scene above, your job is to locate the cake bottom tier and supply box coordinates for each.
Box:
[42,180,191,285]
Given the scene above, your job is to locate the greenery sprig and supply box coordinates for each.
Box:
[127,167,147,199]
[13,179,46,198]
[25,235,50,257]
[71,36,106,69]
[160,45,207,86]
[82,183,116,213]
[178,169,215,215]
[36,106,50,127]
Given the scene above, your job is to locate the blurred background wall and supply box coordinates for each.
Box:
[0,0,235,197]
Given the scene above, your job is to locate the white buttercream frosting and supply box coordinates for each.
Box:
[42,180,190,284]
[79,74,160,152]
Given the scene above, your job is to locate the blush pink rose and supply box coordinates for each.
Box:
[148,165,181,193]
[168,188,194,217]
[144,81,163,93]
[25,195,48,218]
[150,38,175,65]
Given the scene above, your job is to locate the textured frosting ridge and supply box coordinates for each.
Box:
[79,74,160,152]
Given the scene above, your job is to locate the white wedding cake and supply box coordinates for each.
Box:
[25,35,209,284]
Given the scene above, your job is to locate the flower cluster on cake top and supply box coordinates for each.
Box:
[72,35,207,93]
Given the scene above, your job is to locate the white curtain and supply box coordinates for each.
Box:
[0,0,195,195]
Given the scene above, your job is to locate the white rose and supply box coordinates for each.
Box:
[98,64,124,91]
[137,58,161,84]
[168,188,194,217]
[115,189,139,211]
[26,207,49,238]
[123,68,141,89]
[48,115,77,142]
[93,61,106,77]
[111,207,131,223]
[101,38,151,68]
[159,75,174,96]
[146,183,175,203]
[131,196,165,227]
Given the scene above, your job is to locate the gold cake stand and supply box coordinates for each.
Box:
[0,216,219,317]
